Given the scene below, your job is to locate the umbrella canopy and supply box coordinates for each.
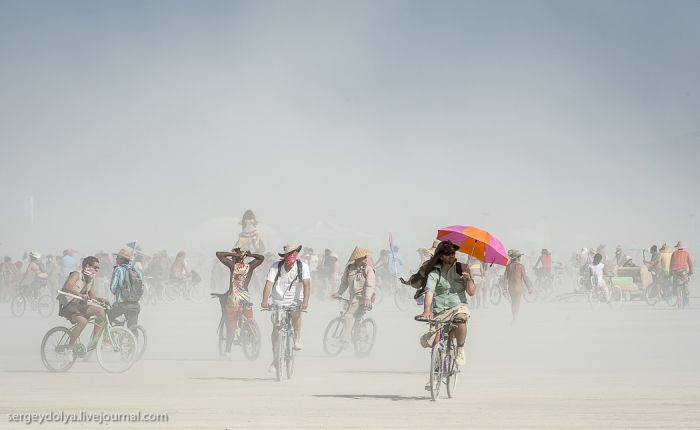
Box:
[437,225,509,266]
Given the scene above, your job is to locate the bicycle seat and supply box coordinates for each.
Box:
[210,293,228,298]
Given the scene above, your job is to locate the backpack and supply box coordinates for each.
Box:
[273,260,304,291]
[401,261,463,300]
[120,265,144,302]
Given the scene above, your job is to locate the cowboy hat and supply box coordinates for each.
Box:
[114,248,133,261]
[278,243,302,257]
[675,241,685,249]
[348,247,372,263]
[29,251,41,260]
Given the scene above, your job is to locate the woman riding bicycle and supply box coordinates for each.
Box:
[417,240,475,366]
[215,247,264,358]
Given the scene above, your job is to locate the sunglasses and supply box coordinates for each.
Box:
[443,252,456,257]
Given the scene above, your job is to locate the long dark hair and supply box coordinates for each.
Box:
[401,240,458,286]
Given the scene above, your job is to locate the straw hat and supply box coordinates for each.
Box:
[278,243,302,257]
[29,251,41,260]
[114,248,133,261]
[348,247,371,263]
[426,240,442,255]
[675,241,685,249]
[508,249,523,259]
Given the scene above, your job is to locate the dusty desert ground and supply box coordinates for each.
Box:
[2,287,699,429]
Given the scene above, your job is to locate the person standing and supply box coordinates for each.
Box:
[108,249,143,331]
[504,250,532,323]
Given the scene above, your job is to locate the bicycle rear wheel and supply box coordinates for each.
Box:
[41,327,77,372]
[241,320,261,361]
[429,345,442,401]
[489,285,502,306]
[353,318,377,358]
[644,285,659,306]
[97,326,137,373]
[10,295,26,317]
[322,317,345,357]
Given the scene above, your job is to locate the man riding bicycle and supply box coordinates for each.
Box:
[58,256,107,352]
[215,247,264,358]
[670,241,694,307]
[261,244,310,370]
[417,241,475,366]
[331,247,375,347]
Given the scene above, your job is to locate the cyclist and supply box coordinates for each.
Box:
[417,240,475,366]
[19,251,48,296]
[215,247,264,358]
[261,244,310,370]
[533,249,552,282]
[235,209,265,253]
[108,249,143,331]
[58,256,107,351]
[670,241,694,307]
[331,247,375,347]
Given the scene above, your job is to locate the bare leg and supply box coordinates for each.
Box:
[69,315,87,344]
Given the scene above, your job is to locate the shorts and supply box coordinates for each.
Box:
[420,304,470,348]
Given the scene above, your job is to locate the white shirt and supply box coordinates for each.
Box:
[590,263,606,287]
[267,260,311,306]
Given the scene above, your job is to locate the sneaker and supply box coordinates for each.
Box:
[268,361,276,373]
[455,346,466,366]
[293,337,303,351]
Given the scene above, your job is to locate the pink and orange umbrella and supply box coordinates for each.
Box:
[437,225,509,266]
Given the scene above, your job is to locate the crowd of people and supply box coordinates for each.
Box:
[1,208,695,382]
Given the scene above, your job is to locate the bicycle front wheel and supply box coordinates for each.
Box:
[322,317,345,357]
[429,345,442,401]
[446,342,458,398]
[285,330,295,380]
[134,326,147,361]
[275,332,285,382]
[41,326,77,372]
[353,318,377,358]
[37,294,55,317]
[97,326,137,373]
[489,285,502,306]
[393,288,411,311]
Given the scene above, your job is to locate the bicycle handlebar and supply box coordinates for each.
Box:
[56,290,109,310]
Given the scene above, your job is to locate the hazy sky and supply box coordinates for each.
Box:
[1,0,699,259]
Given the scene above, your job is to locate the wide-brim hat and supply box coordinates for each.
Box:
[278,244,302,257]
[348,247,372,263]
[29,251,41,260]
[675,241,684,249]
[426,240,443,255]
[114,248,133,261]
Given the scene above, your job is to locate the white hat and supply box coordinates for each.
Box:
[278,243,302,257]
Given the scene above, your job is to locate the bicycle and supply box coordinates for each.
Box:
[40,291,138,373]
[211,293,261,361]
[587,277,622,309]
[415,315,463,401]
[488,276,510,306]
[323,297,377,358]
[11,283,54,317]
[644,275,677,307]
[263,304,301,382]
[672,271,690,310]
[162,273,205,303]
